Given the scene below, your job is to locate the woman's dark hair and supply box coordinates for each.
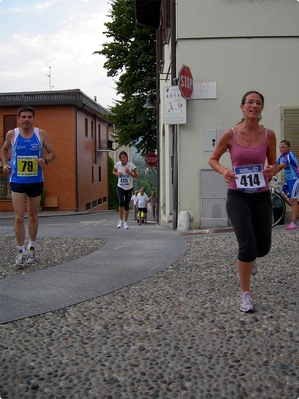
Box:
[119,151,128,160]
[241,90,264,107]
[17,105,35,117]
[236,90,264,125]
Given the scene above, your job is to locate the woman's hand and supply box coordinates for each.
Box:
[222,168,236,184]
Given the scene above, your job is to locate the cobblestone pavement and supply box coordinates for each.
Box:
[0,225,299,399]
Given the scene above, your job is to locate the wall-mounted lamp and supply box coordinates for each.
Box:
[143,96,154,109]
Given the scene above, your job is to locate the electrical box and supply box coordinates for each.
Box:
[204,129,225,152]
[200,169,229,228]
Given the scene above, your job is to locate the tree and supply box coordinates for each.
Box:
[94,0,157,156]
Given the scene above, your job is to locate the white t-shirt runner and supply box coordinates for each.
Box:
[114,161,136,191]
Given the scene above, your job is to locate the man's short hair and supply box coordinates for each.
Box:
[17,106,35,117]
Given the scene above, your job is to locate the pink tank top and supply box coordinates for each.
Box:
[228,128,269,192]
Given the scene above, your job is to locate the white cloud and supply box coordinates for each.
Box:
[0,0,119,109]
[35,2,53,10]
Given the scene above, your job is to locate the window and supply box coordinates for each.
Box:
[97,124,101,150]
[85,118,88,137]
[0,167,11,200]
[281,106,299,161]
[92,166,94,184]
[0,114,16,200]
[98,166,102,182]
[2,115,17,144]
[91,120,94,139]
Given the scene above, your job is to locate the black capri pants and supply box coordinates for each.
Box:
[226,189,272,262]
[117,186,132,211]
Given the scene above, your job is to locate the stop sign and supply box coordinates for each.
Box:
[179,64,193,99]
[145,153,157,167]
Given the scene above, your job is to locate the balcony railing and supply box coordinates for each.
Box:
[96,140,113,151]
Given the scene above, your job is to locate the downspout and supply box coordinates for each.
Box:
[75,104,85,212]
[171,0,178,229]
[156,29,160,224]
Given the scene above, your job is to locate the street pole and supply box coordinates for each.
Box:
[171,0,178,230]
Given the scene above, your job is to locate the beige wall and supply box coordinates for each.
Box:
[159,0,299,228]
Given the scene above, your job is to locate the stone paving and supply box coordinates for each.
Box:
[0,212,298,399]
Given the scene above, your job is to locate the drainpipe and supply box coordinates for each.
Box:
[75,104,85,212]
[156,30,160,225]
[171,0,178,229]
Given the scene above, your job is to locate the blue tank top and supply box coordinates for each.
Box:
[228,128,269,192]
[10,128,44,183]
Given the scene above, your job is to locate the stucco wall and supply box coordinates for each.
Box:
[159,0,299,228]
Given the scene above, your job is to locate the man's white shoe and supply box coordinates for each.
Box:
[123,221,129,229]
[26,247,37,264]
[117,220,123,229]
[14,250,25,266]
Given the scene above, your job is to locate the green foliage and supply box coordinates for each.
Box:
[95,0,157,156]
[108,156,119,210]
[40,189,46,206]
[133,156,157,193]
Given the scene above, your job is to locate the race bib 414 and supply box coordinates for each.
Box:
[234,164,266,192]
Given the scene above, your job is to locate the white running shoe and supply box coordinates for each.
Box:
[240,291,254,313]
[26,247,37,264]
[123,221,129,229]
[14,250,25,266]
[117,220,123,229]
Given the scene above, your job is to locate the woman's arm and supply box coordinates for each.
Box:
[263,129,277,176]
[209,129,236,183]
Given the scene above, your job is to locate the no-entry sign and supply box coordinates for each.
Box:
[145,153,157,167]
[178,65,193,99]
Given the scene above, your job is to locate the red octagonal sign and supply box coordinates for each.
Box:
[145,153,157,167]
[179,64,193,99]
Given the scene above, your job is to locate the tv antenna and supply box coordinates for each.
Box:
[45,65,54,90]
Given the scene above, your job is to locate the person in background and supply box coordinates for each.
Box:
[1,105,56,267]
[113,151,138,229]
[276,140,299,230]
[150,191,157,220]
[136,187,150,225]
[209,91,277,313]
[131,190,138,220]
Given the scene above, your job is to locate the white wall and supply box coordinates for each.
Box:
[159,0,299,228]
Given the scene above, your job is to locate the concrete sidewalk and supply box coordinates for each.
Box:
[0,210,186,324]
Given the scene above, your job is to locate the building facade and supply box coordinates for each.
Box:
[0,89,112,212]
[135,0,299,229]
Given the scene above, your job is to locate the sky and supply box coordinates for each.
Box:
[0,0,119,109]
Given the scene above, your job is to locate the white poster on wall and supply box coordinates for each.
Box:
[164,86,187,125]
[191,82,217,99]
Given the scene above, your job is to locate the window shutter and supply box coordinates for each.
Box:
[282,107,299,161]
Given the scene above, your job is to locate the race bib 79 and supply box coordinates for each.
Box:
[17,156,38,176]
